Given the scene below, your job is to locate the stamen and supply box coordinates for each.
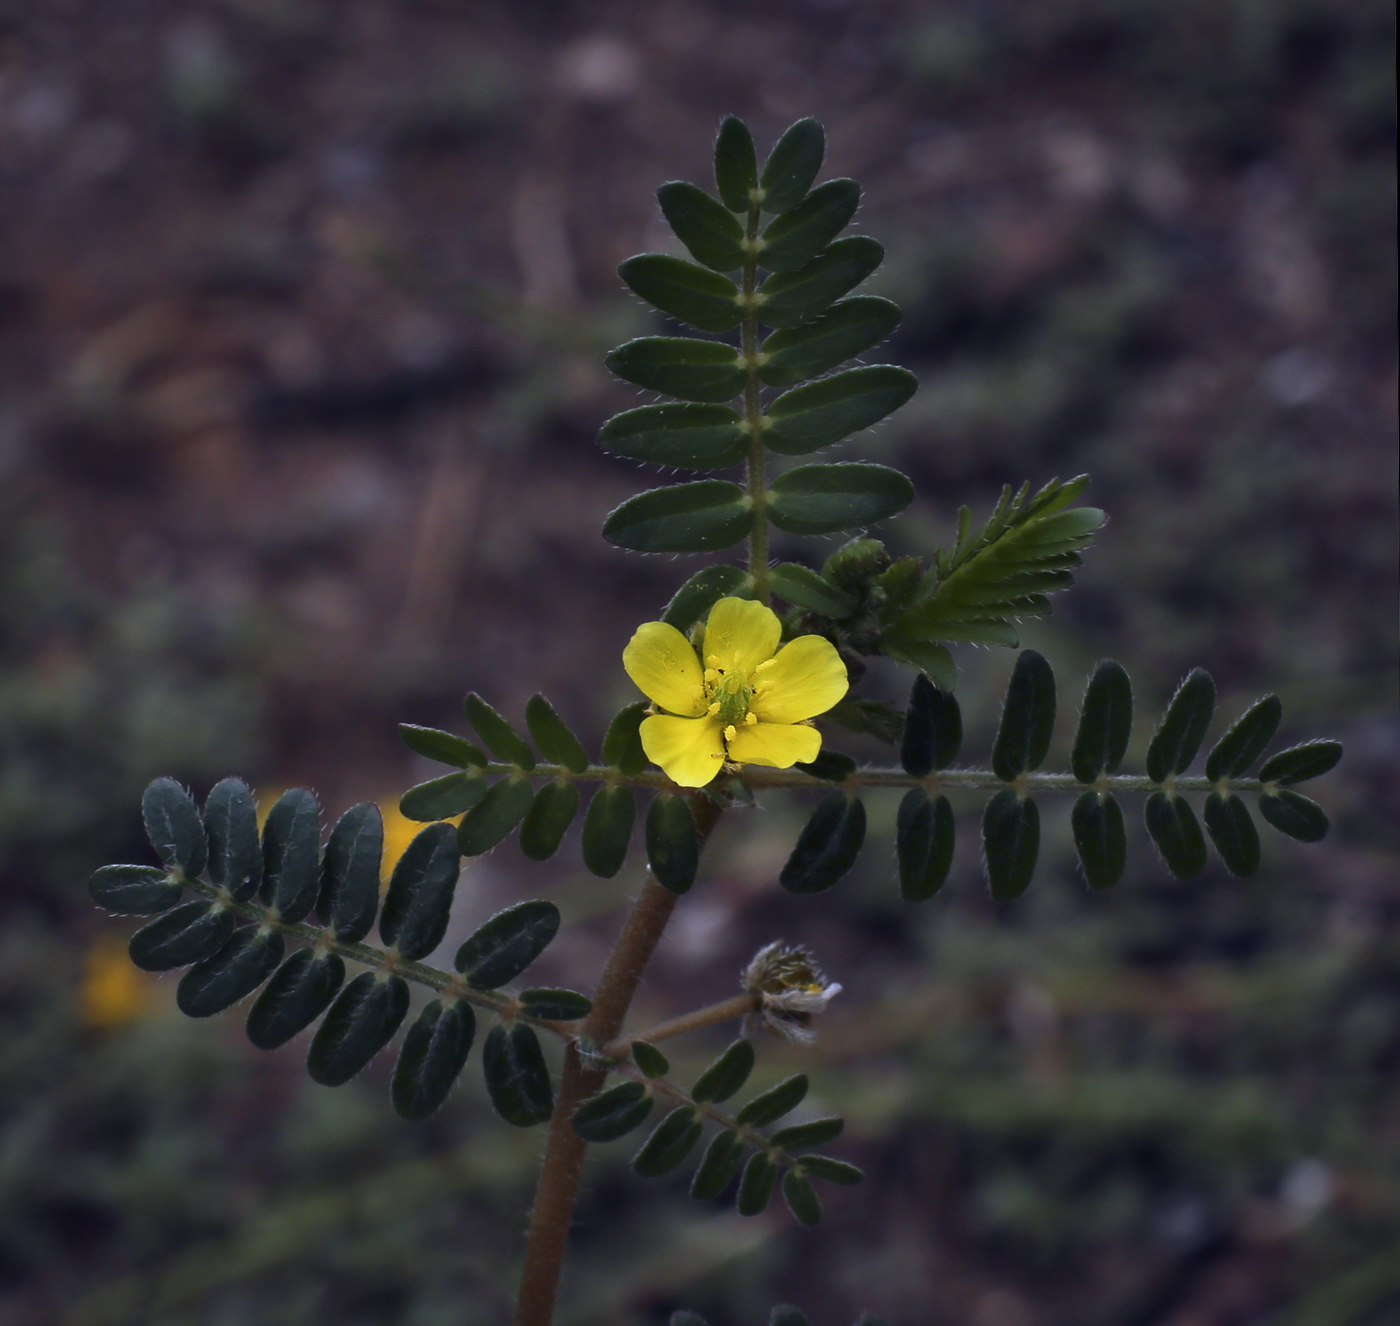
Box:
[744,712,757,725]
[723,725,737,742]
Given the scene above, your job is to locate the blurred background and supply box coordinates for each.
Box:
[1,1,1396,1323]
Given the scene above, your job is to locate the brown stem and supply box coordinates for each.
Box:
[512,797,723,1326]
[603,992,759,1057]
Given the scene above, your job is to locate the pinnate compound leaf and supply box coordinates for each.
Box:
[983,790,1040,901]
[896,788,956,901]
[1145,669,1216,782]
[142,777,208,879]
[392,999,476,1121]
[572,1081,655,1142]
[779,792,866,894]
[1258,741,1343,786]
[316,802,383,942]
[1071,660,1133,783]
[760,118,825,214]
[603,481,753,554]
[606,337,745,402]
[758,236,884,328]
[602,701,650,776]
[632,1105,704,1176]
[582,784,636,878]
[524,695,589,775]
[1204,791,1261,877]
[203,777,261,900]
[662,565,753,631]
[800,1154,862,1185]
[770,562,857,617]
[463,694,535,769]
[456,775,534,856]
[759,178,860,272]
[619,254,743,333]
[597,403,748,470]
[129,901,235,971]
[763,367,917,455]
[246,949,345,1050]
[1145,791,1208,878]
[261,788,321,923]
[646,793,699,894]
[518,988,593,1021]
[1072,791,1126,890]
[737,1152,779,1215]
[768,463,914,536]
[90,864,182,915]
[400,771,487,822]
[398,724,487,769]
[1205,695,1282,782]
[714,114,758,212]
[691,1128,746,1199]
[307,971,410,1087]
[736,1073,809,1127]
[657,182,747,272]
[455,899,560,990]
[758,297,901,389]
[379,822,460,960]
[901,674,962,776]
[518,779,579,862]
[177,925,284,1018]
[771,1117,844,1151]
[482,1023,553,1127]
[781,1171,823,1227]
[1259,789,1329,842]
[991,650,1056,781]
[691,1039,756,1104]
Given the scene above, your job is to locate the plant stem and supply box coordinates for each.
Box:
[512,796,724,1326]
[741,202,770,603]
[603,992,759,1058]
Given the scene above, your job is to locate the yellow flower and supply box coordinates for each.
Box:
[623,597,849,788]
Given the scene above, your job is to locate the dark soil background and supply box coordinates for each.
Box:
[0,2,1396,1324]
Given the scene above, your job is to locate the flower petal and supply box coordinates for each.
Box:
[703,597,781,681]
[623,622,707,716]
[749,634,849,723]
[640,714,727,787]
[725,720,821,769]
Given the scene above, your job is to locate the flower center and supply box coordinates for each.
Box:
[709,670,753,726]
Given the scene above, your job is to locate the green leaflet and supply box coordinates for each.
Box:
[203,777,261,901]
[759,117,825,213]
[606,337,745,403]
[463,693,536,769]
[800,1154,863,1186]
[176,925,284,1018]
[316,802,383,943]
[482,1023,553,1128]
[572,1081,655,1142]
[392,999,476,1121]
[714,115,758,212]
[517,988,593,1021]
[1259,789,1329,842]
[736,1073,809,1127]
[771,1117,844,1151]
[378,822,460,961]
[1145,669,1217,782]
[757,236,885,328]
[260,788,322,923]
[900,674,962,776]
[597,404,748,469]
[582,784,636,878]
[763,366,918,455]
[90,864,182,915]
[307,971,410,1087]
[769,562,857,617]
[1072,791,1127,890]
[246,950,345,1051]
[455,899,560,990]
[662,565,753,630]
[632,1106,704,1177]
[782,1170,823,1227]
[794,750,858,782]
[399,770,487,822]
[1145,791,1208,878]
[879,634,958,691]
[1071,660,1133,783]
[630,1039,669,1078]
[1203,791,1261,877]
[779,792,866,893]
[1258,740,1343,786]
[602,701,650,775]
[991,650,1057,781]
[524,695,589,774]
[603,481,753,553]
[129,900,235,972]
[691,1039,756,1104]
[456,775,534,856]
[737,1152,779,1216]
[657,181,747,272]
[1205,695,1282,782]
[896,787,955,901]
[983,790,1040,901]
[618,254,744,333]
[758,178,861,272]
[142,777,208,879]
[758,297,901,388]
[690,1128,745,1199]
[646,793,699,894]
[767,463,915,536]
[397,724,487,769]
[518,779,579,861]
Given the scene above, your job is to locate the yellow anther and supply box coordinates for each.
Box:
[724,725,737,742]
[744,712,757,725]
[707,702,720,716]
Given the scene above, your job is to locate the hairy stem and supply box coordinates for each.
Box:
[513,797,724,1326]
[741,202,770,603]
[603,992,759,1058]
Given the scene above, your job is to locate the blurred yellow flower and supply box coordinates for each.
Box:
[81,934,152,1028]
[623,597,848,788]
